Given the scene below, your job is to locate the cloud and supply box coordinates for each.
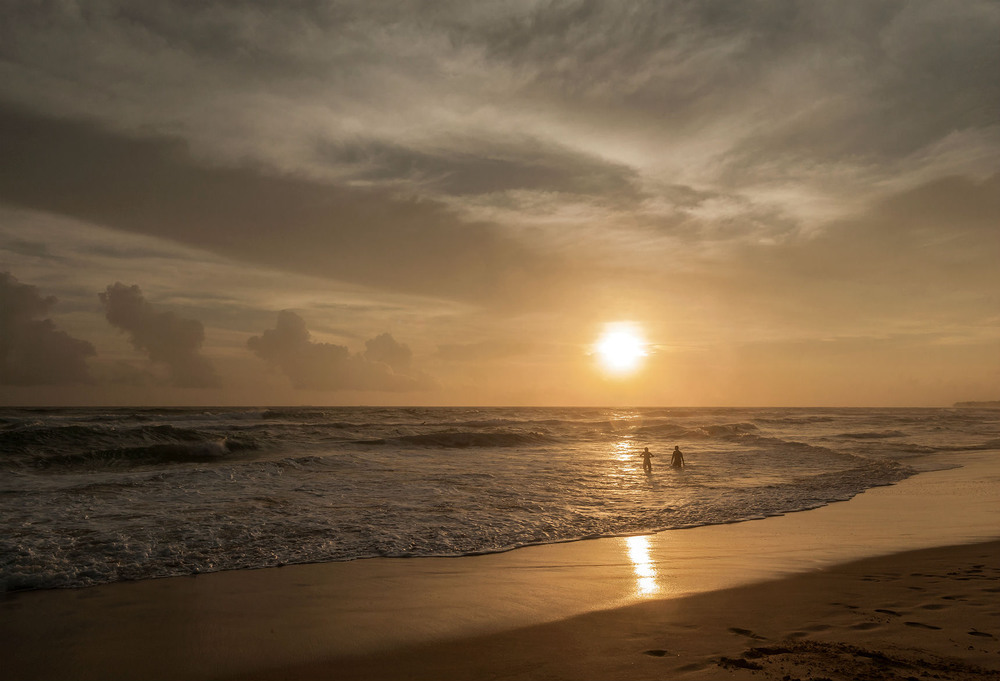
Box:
[769,173,999,290]
[679,172,1000,340]
[99,282,220,388]
[363,332,412,372]
[0,271,95,385]
[2,2,996,194]
[248,310,431,391]
[318,136,641,199]
[0,102,570,306]
[1,2,996,290]
[473,2,999,148]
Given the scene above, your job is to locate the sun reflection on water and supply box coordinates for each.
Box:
[625,535,659,596]
[612,439,634,462]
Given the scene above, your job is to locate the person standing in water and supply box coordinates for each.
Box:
[671,445,685,468]
[640,447,654,473]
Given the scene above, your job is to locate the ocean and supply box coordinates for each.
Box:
[2,406,998,592]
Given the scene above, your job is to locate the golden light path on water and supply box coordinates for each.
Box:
[625,535,659,596]
[612,439,634,462]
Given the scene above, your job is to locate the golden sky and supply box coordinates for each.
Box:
[1,1,998,406]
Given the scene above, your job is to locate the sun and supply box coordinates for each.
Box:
[594,324,648,375]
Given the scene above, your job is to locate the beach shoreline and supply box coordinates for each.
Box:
[1,451,998,680]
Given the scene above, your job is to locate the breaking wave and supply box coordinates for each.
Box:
[388,430,554,448]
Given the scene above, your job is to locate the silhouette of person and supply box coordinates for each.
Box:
[640,447,654,473]
[671,446,685,468]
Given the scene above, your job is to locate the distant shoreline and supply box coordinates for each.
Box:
[954,400,1000,408]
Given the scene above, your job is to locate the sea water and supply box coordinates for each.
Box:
[1,406,998,591]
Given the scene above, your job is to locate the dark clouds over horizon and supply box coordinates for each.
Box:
[100,282,221,388]
[0,272,95,385]
[247,310,432,392]
[0,271,435,394]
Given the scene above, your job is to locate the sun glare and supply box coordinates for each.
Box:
[595,325,647,375]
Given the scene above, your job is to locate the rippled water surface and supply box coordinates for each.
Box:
[2,406,998,590]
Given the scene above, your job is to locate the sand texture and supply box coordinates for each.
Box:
[241,541,1000,681]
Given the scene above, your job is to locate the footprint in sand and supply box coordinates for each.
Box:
[850,622,881,630]
[874,609,901,616]
[920,603,948,610]
[674,661,710,672]
[968,630,994,638]
[643,649,670,657]
[728,627,766,640]
[830,602,860,610]
[904,621,942,630]
[803,623,831,632]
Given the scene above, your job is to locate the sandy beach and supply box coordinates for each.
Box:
[251,541,1000,681]
[2,451,998,681]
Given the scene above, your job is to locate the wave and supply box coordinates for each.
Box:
[833,430,906,439]
[752,416,837,425]
[454,418,566,429]
[634,422,759,440]
[632,423,690,437]
[35,439,240,469]
[261,408,335,420]
[950,438,1000,451]
[0,421,262,471]
[375,430,555,448]
[0,423,229,454]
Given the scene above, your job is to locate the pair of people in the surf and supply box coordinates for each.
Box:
[640,445,684,473]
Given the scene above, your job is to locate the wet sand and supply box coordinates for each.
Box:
[242,541,1000,681]
[1,452,998,680]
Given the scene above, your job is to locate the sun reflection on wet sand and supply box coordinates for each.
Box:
[625,535,659,596]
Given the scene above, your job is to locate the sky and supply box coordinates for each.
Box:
[1,0,998,407]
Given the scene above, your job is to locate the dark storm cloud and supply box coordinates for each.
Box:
[0,272,95,385]
[0,103,565,304]
[99,282,220,388]
[247,310,430,391]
